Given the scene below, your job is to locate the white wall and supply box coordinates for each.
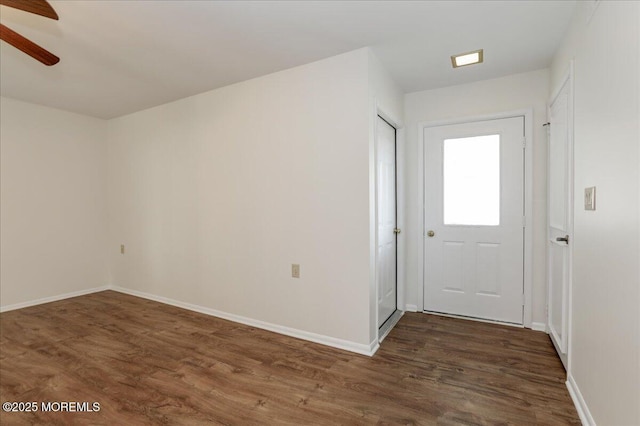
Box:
[402,69,550,325]
[0,97,109,309]
[367,50,404,343]
[369,51,404,124]
[107,49,375,348]
[551,2,640,424]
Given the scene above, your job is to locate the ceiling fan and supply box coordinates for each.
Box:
[0,0,59,65]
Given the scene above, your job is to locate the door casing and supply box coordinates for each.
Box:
[417,109,534,328]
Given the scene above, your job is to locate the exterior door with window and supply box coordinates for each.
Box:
[423,117,525,324]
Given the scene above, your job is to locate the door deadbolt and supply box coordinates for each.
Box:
[427,230,435,237]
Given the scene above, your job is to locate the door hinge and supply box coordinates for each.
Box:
[522,216,526,228]
[522,137,527,149]
[522,294,526,306]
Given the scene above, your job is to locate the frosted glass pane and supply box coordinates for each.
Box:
[444,135,500,226]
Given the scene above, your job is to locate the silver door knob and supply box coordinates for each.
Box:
[427,230,435,237]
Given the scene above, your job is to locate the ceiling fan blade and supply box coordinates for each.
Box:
[0,0,58,20]
[0,24,59,65]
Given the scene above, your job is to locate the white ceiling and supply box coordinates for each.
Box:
[0,1,576,119]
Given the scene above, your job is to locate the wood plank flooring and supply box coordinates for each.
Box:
[0,291,579,425]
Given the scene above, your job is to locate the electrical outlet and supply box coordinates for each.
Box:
[120,244,125,254]
[291,264,300,278]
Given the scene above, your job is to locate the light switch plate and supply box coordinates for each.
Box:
[584,187,596,210]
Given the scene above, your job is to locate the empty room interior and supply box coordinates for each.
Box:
[1,0,639,424]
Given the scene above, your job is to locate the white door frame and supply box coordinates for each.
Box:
[417,109,534,328]
[373,101,404,343]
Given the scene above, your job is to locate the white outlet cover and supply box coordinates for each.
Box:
[584,187,596,210]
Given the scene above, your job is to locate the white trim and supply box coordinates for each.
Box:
[376,105,403,130]
[405,304,418,312]
[530,322,547,332]
[378,310,404,343]
[417,109,534,327]
[1,284,380,356]
[369,97,378,349]
[567,373,596,426]
[550,63,574,104]
[418,110,532,129]
[0,285,110,313]
[417,120,425,312]
[566,61,575,375]
[523,109,534,328]
[396,126,406,313]
[111,286,378,357]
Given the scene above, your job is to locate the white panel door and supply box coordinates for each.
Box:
[423,117,525,324]
[547,75,573,369]
[376,116,397,328]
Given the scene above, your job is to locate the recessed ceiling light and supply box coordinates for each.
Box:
[451,49,484,68]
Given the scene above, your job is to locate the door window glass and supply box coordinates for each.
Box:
[443,134,500,226]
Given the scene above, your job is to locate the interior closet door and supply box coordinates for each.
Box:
[376,116,398,328]
[547,73,573,369]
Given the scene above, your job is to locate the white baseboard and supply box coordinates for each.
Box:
[0,285,110,313]
[567,373,595,426]
[405,304,418,312]
[531,322,547,332]
[110,286,378,357]
[0,284,379,357]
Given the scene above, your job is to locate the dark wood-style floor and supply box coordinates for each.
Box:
[0,291,579,425]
